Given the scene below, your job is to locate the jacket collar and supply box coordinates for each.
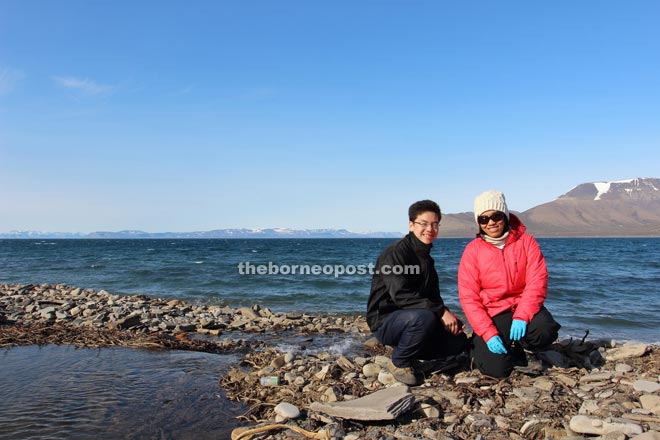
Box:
[407,231,433,254]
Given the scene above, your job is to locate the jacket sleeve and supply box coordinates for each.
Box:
[458,242,499,341]
[379,246,444,314]
[512,235,548,322]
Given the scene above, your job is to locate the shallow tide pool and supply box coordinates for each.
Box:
[0,345,246,440]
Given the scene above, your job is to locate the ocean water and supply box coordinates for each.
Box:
[1,237,659,343]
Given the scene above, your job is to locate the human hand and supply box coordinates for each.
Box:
[486,335,507,354]
[509,319,527,341]
[440,309,464,335]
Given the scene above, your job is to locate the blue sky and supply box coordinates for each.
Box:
[1,1,659,233]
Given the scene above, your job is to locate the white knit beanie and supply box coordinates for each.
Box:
[473,190,509,222]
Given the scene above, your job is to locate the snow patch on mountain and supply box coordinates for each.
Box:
[593,178,636,200]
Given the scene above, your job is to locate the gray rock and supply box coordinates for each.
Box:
[615,363,633,373]
[273,402,300,420]
[310,386,414,421]
[633,380,660,393]
[512,386,540,402]
[39,306,56,315]
[112,313,142,329]
[465,413,493,431]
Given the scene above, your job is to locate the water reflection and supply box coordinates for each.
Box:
[0,345,246,440]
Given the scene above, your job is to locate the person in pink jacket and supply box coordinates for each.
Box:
[458,190,560,378]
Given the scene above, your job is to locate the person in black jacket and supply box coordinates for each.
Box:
[367,200,468,385]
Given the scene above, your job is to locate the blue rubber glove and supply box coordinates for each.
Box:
[486,336,508,354]
[510,319,527,341]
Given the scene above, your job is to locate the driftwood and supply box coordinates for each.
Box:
[0,321,243,353]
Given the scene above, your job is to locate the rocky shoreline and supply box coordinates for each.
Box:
[1,283,659,440]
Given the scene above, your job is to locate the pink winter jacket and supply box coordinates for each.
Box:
[458,214,548,342]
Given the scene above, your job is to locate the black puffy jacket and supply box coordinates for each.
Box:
[366,232,445,331]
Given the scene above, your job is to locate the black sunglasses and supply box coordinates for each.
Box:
[477,212,506,225]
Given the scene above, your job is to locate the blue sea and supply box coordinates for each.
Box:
[1,237,658,344]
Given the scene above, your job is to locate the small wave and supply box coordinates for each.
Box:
[324,338,355,355]
[275,337,359,356]
[90,264,105,269]
[274,343,303,354]
[194,261,204,264]
[147,249,155,251]
[251,250,258,253]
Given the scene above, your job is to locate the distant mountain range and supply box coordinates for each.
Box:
[0,228,402,239]
[3,177,659,238]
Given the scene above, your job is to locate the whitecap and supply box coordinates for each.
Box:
[194,261,204,264]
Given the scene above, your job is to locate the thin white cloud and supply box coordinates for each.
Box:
[53,75,115,96]
[241,86,278,101]
[174,84,195,96]
[0,67,24,95]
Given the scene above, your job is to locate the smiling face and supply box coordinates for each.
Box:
[408,211,440,244]
[478,210,506,238]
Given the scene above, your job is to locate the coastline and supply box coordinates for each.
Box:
[2,283,659,439]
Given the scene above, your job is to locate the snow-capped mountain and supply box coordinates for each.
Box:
[439,177,660,237]
[520,177,660,236]
[560,178,660,202]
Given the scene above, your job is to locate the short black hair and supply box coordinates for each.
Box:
[408,200,441,222]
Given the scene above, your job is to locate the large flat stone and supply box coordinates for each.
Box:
[310,386,414,421]
[569,415,643,436]
[633,380,660,393]
[640,394,660,415]
[605,344,648,362]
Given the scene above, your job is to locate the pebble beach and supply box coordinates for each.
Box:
[1,283,659,440]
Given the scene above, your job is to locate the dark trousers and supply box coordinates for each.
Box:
[472,306,561,378]
[374,309,468,368]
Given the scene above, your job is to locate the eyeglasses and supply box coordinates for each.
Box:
[477,212,506,225]
[413,221,440,230]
